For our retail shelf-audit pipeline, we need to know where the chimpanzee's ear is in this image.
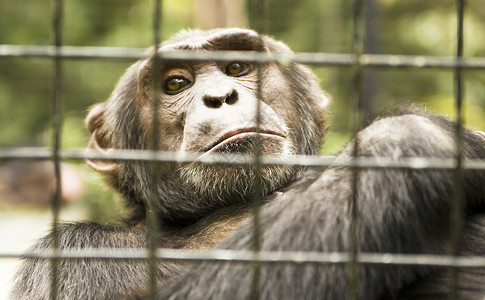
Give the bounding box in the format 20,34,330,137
85,103,119,174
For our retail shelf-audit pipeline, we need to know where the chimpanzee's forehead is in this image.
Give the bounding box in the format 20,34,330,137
159,28,260,52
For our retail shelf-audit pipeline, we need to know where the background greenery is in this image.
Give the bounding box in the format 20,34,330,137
1,0,484,220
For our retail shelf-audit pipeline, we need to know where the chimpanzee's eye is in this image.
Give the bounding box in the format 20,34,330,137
164,77,192,94
225,62,250,77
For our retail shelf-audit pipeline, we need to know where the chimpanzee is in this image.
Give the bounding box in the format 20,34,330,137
11,28,485,300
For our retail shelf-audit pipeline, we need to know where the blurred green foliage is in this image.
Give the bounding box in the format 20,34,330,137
262,0,485,153
1,0,484,220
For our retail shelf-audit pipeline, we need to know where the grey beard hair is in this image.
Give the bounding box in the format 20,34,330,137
178,162,296,204
177,141,297,207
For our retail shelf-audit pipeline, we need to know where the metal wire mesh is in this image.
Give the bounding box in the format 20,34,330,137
0,0,483,299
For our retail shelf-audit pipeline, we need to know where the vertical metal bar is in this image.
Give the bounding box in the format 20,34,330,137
147,0,163,299
249,0,265,299
449,0,466,299
249,0,264,34
349,0,365,299
249,65,263,300
49,0,64,299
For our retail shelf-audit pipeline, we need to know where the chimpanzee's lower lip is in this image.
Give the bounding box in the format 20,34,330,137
203,127,285,153
202,131,285,155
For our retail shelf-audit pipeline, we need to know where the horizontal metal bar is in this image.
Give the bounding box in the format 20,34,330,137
1,45,485,69
2,147,485,170
1,248,485,268
0,45,146,60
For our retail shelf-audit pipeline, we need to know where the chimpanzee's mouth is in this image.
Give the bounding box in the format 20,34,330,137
204,128,285,154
